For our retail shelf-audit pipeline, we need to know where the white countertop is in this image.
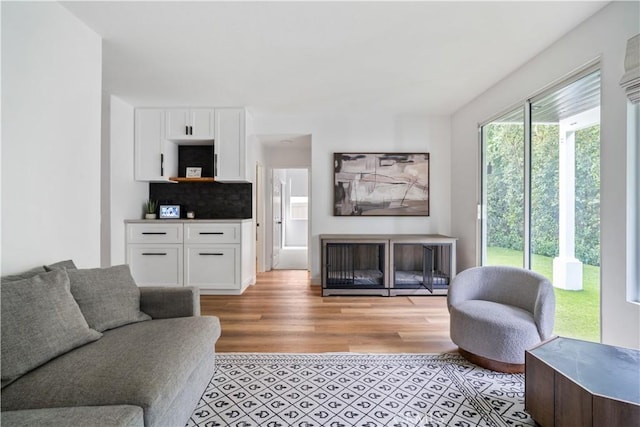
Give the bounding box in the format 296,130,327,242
125,218,252,224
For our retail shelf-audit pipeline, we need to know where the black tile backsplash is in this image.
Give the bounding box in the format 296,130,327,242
150,182,252,219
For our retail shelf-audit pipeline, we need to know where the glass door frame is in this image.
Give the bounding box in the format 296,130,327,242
478,62,600,269
478,104,527,267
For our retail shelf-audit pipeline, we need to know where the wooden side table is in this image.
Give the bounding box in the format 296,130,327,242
525,336,640,426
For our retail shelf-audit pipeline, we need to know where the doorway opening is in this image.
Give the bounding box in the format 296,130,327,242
272,168,309,270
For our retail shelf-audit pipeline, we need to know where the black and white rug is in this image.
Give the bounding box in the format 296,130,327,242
187,353,534,427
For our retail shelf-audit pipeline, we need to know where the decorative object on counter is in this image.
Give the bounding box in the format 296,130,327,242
334,152,430,216
186,167,202,178
159,204,180,219
144,199,157,219
187,211,195,219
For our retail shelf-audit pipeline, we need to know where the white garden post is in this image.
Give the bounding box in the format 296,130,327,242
553,107,599,290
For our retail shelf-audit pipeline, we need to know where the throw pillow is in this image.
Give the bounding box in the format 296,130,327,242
1,270,102,388
43,259,77,272
1,266,46,283
66,265,151,332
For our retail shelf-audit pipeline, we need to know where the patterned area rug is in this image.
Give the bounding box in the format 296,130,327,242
187,353,535,427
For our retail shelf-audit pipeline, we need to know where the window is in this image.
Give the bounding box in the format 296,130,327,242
289,196,308,220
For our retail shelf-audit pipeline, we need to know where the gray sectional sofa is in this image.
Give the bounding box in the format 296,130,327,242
1,262,221,427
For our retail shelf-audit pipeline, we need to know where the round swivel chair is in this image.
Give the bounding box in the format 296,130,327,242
447,266,556,373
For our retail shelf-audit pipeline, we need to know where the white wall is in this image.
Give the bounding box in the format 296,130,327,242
451,1,640,348
100,93,111,267
254,114,452,283
107,96,149,266
1,2,102,273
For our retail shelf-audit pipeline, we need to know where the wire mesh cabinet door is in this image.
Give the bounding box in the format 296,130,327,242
321,236,389,296
390,236,457,296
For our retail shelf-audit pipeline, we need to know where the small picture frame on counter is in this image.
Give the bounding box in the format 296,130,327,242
159,205,180,219
186,167,202,178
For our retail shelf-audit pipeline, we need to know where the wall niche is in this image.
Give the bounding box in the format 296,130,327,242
178,145,214,178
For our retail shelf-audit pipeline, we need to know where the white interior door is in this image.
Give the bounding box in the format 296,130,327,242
256,162,265,272
272,172,283,268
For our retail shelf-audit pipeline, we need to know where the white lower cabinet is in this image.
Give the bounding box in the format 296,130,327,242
127,245,183,287
184,245,239,289
126,220,253,294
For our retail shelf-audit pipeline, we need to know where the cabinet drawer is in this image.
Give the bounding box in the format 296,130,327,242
127,223,183,244
184,245,239,289
126,245,183,287
184,223,240,244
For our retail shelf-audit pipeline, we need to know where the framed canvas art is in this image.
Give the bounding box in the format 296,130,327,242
334,153,429,216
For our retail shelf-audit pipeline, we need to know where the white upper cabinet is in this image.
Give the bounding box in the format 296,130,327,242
134,109,177,182
134,106,249,182
191,109,216,139
165,108,215,141
165,109,189,139
215,108,247,182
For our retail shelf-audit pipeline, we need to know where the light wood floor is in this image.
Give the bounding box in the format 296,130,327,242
200,270,457,354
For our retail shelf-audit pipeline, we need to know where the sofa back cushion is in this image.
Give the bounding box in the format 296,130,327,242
66,265,151,332
1,270,102,388
44,259,78,272
1,266,46,283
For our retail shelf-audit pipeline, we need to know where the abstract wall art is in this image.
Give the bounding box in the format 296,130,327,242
334,153,430,216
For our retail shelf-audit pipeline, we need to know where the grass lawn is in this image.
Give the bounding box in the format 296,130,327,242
487,246,600,342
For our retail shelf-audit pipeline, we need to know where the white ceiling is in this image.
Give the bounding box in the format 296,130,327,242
62,1,608,116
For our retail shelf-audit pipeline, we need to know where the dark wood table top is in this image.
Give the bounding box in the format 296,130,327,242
529,336,640,405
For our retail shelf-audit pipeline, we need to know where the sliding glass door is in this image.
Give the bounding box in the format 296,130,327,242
481,108,525,267
480,69,601,342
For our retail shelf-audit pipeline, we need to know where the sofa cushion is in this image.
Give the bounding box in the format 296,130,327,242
66,265,151,332
1,316,221,426
1,266,46,283
0,405,144,427
1,270,102,388
44,259,77,272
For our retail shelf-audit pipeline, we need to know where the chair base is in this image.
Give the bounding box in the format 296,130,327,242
458,348,524,373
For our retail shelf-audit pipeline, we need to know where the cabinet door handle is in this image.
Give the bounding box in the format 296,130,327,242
199,232,224,235
160,153,164,176
189,125,193,135
142,232,167,235
214,154,218,176
185,125,189,135
142,252,167,256
199,252,223,256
